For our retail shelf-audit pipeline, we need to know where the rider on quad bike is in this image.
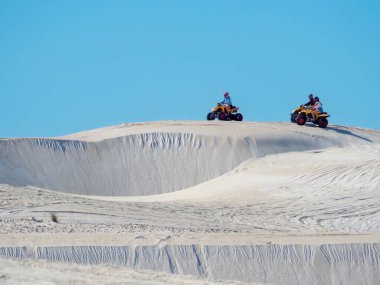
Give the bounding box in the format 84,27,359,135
220,92,233,114
303,94,314,107
310,96,324,121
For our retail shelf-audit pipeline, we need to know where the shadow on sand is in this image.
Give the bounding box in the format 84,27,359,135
299,124,372,142
327,126,372,142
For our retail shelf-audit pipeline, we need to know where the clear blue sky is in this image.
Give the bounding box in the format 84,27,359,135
1,0,379,137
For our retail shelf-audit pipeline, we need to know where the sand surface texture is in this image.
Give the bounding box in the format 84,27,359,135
0,121,379,284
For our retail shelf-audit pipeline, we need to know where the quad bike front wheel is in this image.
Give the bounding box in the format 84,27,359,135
318,118,328,128
290,113,297,123
234,113,243,121
296,116,306,126
218,112,228,121
207,112,215,120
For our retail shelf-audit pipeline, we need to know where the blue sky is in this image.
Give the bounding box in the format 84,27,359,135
1,0,379,137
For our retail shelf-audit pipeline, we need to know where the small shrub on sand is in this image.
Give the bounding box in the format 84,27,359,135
50,212,58,223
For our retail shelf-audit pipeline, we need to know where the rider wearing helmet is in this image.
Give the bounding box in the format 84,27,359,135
220,92,233,114
303,94,314,107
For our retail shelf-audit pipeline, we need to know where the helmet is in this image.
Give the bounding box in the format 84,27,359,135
308,94,314,99
224,92,229,98
314,96,319,101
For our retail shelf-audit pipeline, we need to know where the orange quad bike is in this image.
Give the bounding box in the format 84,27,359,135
290,106,330,128
207,103,243,121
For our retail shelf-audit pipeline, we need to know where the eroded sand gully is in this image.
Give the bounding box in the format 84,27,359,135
0,121,380,284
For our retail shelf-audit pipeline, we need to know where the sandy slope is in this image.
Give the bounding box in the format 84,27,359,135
0,121,380,284
0,256,246,285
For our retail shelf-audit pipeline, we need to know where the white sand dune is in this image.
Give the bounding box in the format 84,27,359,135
0,121,378,197
0,121,380,284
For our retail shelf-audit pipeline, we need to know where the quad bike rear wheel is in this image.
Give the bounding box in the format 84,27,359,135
318,118,328,128
296,116,306,126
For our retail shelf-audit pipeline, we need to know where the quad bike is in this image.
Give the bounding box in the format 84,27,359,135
290,106,330,128
207,103,243,121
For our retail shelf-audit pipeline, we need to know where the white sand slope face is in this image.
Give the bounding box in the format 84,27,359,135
0,133,254,196
0,243,379,284
0,121,378,197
